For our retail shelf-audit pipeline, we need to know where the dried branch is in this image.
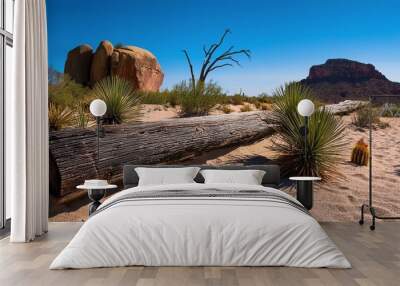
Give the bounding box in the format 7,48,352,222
203,49,251,80
182,29,250,90
182,49,196,90
199,29,231,81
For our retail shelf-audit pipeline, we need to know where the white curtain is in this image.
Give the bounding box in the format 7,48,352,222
8,0,49,242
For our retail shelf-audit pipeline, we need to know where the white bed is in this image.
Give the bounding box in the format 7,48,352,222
50,183,351,269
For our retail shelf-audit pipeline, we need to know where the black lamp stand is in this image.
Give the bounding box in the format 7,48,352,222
359,95,400,230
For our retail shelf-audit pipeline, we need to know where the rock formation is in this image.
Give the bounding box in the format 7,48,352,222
64,44,93,85
64,41,164,91
111,46,164,91
301,59,400,103
90,40,114,86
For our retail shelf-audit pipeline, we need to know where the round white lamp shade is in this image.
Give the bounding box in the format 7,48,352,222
90,99,107,117
297,99,315,117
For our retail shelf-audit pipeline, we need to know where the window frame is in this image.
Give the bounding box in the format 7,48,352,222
0,0,13,230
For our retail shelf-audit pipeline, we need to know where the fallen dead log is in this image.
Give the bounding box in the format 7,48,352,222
50,111,275,196
324,100,367,115
50,100,361,197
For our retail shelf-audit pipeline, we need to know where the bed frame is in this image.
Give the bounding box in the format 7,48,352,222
123,165,280,189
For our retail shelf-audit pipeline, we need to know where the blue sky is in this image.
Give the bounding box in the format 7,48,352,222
47,0,400,95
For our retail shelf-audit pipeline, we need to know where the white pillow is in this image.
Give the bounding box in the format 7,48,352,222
200,169,266,185
135,167,200,186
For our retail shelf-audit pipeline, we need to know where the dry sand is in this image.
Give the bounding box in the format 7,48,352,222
50,113,400,222
140,103,261,122
186,115,400,222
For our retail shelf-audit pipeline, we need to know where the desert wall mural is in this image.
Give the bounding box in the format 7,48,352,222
47,1,400,223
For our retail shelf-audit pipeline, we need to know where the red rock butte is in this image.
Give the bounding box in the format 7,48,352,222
301,59,400,103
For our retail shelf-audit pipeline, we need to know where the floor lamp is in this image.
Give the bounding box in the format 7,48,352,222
89,99,107,164
297,99,315,165
290,99,317,210
359,95,400,230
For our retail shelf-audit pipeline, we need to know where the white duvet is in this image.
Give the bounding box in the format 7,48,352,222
50,183,351,269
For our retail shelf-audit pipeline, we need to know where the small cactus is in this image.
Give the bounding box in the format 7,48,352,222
351,139,369,166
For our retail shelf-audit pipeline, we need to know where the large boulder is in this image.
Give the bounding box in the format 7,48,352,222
301,59,400,103
90,40,114,86
64,44,93,85
111,46,164,91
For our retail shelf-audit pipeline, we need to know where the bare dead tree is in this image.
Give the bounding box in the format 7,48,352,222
182,29,251,91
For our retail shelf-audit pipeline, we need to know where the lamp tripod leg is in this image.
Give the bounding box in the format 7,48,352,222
370,207,376,231
359,204,365,225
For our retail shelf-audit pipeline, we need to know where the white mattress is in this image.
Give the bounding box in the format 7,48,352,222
50,183,351,269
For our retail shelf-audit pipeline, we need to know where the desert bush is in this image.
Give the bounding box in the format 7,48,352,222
240,104,253,112
218,104,232,114
254,101,262,109
48,103,75,131
74,101,91,128
352,106,382,128
168,92,179,107
257,93,275,104
48,74,90,107
261,103,270,111
179,93,218,116
271,82,346,180
230,94,244,105
140,91,167,105
140,90,179,107
92,76,142,124
381,103,400,117
351,139,369,166
177,81,224,117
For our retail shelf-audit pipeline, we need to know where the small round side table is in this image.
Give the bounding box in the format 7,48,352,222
289,177,321,210
76,184,117,215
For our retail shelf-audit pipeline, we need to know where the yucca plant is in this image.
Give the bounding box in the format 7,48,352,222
350,138,369,166
270,82,346,180
48,102,75,131
92,76,142,124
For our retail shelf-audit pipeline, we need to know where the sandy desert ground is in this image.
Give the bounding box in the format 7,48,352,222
186,116,400,222
50,106,400,223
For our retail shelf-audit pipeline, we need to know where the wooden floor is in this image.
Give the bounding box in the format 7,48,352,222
0,222,399,286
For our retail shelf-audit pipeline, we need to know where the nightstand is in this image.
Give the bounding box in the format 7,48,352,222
289,177,321,210
77,183,117,215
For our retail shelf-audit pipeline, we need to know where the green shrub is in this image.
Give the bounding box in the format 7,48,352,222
140,91,172,105
271,82,346,180
48,103,75,131
176,81,224,117
257,93,275,104
179,93,218,116
48,75,90,107
230,94,244,105
74,101,90,128
168,92,179,107
92,76,142,124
